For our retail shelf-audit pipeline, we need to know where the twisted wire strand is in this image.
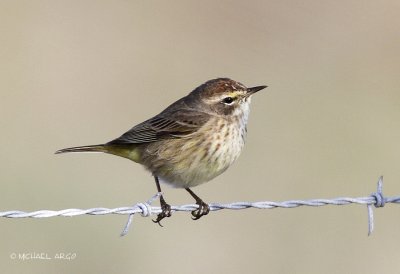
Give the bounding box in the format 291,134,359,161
1,176,398,236
3,196,399,218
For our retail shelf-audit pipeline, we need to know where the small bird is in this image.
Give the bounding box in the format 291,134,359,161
56,78,266,224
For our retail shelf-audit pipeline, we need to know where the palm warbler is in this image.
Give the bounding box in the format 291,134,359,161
56,78,266,224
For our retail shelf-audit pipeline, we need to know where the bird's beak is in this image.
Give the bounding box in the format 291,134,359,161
246,85,267,96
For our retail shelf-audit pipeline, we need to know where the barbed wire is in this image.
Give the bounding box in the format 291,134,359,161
1,176,398,236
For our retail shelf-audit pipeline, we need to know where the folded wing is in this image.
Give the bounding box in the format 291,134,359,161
107,109,210,145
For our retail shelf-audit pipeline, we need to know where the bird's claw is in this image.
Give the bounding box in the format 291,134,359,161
191,200,210,220
152,196,171,226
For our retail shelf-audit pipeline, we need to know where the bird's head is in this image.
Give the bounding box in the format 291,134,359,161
190,78,267,116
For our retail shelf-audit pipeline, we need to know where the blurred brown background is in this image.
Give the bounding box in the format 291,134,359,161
1,1,400,273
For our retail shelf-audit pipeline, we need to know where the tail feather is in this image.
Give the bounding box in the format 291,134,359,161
55,144,107,154
55,143,140,162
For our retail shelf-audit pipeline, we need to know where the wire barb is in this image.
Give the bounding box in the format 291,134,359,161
1,176,399,236
120,192,161,236
367,176,386,236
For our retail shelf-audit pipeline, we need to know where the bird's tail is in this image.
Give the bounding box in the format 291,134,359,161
55,143,140,162
55,144,107,154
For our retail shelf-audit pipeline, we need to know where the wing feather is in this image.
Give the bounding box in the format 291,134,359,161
107,109,210,145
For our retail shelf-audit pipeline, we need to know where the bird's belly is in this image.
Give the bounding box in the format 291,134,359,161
141,122,246,188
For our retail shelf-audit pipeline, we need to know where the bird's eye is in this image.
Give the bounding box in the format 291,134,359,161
222,97,234,105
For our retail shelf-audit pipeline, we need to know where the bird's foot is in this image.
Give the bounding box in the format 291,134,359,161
152,196,171,227
191,199,210,220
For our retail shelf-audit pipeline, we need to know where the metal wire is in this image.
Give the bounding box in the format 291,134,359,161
1,176,398,236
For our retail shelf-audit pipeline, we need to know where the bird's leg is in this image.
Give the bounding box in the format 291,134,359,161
152,176,171,226
185,188,210,220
